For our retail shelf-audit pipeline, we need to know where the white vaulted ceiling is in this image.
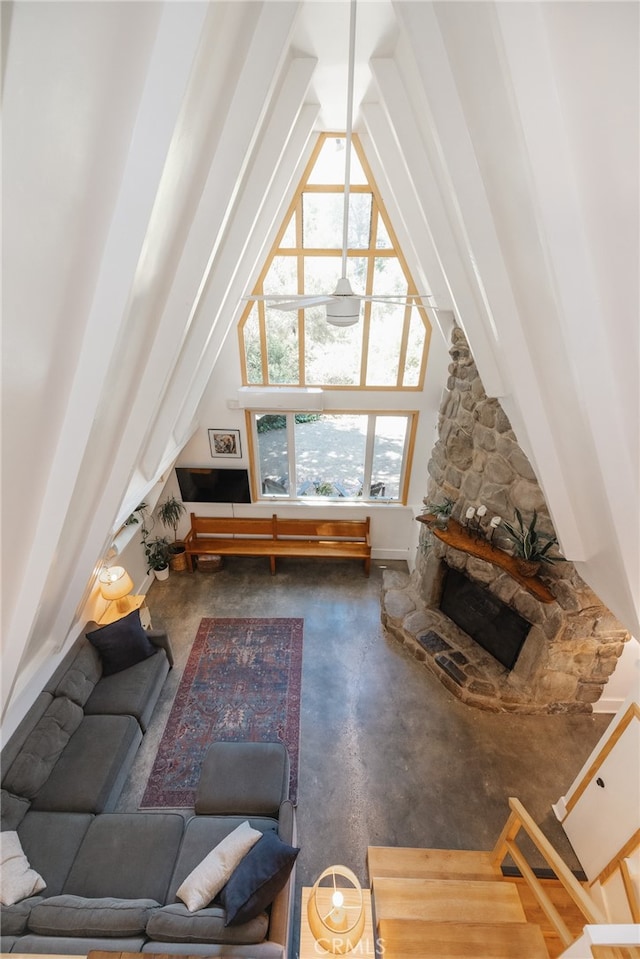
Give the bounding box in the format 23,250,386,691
2,1,638,728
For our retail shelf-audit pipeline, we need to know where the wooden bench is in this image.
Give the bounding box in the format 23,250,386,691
184,513,371,576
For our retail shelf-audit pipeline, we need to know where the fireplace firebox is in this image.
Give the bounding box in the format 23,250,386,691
440,566,531,670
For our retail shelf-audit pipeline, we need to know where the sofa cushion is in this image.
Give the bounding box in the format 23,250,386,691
0,693,53,777
14,934,146,954
219,830,299,926
63,813,184,903
145,902,268,945
195,741,290,816
86,611,157,676
0,894,44,936
0,831,46,906
54,640,102,706
30,714,141,813
19,811,93,896
167,816,279,903
0,790,31,831
28,895,160,937
2,697,83,799
176,820,262,912
84,646,170,732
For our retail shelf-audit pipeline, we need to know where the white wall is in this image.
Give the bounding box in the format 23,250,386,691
390,1,639,640
555,685,640,881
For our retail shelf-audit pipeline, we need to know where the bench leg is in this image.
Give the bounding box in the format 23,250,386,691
270,555,276,575
364,556,371,577
185,552,194,572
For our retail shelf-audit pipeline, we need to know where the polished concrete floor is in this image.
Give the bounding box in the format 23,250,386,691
116,557,611,958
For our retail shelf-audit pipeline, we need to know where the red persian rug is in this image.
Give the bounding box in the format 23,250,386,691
140,617,303,808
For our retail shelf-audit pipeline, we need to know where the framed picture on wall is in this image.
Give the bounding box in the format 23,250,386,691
209,428,242,459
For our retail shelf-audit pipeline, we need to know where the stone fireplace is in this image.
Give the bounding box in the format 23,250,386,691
382,328,630,713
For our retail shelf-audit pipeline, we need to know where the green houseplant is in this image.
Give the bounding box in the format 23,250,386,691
158,495,187,571
145,537,170,580
422,496,454,530
501,509,563,576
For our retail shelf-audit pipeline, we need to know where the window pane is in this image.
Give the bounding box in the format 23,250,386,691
243,306,262,384
303,254,343,294
306,137,367,185
265,309,299,384
302,193,371,249
347,193,372,248
294,414,367,497
372,255,407,296
376,213,392,249
371,416,408,501
366,302,404,386
256,415,289,495
403,310,427,387
279,213,296,248
263,256,298,294
305,306,362,386
302,193,343,249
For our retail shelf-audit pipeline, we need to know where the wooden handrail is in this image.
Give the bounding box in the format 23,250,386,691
492,797,607,939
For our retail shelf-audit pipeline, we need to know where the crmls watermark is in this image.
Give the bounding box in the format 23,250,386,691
313,936,386,955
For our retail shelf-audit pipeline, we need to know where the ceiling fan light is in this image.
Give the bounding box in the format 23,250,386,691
326,299,360,327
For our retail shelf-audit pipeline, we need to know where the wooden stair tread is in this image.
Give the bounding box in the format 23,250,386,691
591,948,640,959
373,876,527,923
368,846,501,882
377,918,549,958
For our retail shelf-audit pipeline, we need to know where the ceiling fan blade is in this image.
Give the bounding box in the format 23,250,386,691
360,296,432,307
270,296,334,311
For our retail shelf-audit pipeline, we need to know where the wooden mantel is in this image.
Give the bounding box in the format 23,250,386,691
416,515,555,604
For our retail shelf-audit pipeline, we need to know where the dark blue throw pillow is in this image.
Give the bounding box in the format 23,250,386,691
219,830,299,926
86,609,157,676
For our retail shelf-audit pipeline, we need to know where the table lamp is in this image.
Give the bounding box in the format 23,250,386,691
307,865,365,955
99,565,134,614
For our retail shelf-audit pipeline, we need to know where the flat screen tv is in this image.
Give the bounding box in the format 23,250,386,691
175,467,251,504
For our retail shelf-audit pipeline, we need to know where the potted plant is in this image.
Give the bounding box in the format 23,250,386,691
501,509,564,576
421,496,454,530
158,495,187,571
145,537,170,581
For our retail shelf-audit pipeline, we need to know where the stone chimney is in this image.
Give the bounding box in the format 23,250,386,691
382,329,630,712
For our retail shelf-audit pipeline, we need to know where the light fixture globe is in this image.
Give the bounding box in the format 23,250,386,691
325,277,360,327
307,865,365,955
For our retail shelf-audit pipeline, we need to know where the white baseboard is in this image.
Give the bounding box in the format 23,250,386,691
592,697,626,714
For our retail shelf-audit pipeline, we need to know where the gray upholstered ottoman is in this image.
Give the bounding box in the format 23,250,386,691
195,741,290,817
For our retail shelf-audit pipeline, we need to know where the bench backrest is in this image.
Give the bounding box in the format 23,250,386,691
275,516,370,541
189,514,275,538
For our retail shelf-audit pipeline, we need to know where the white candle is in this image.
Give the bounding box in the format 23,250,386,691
476,505,487,518
465,507,476,519
490,515,501,528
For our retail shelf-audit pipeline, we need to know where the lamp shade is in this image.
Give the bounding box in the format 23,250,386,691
307,865,365,955
99,566,133,612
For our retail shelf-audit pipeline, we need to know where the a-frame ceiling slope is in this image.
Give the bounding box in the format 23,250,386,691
2,1,637,728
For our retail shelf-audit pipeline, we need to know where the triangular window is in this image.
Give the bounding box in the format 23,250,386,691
239,133,431,389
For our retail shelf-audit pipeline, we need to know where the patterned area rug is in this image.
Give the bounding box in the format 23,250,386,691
140,617,303,808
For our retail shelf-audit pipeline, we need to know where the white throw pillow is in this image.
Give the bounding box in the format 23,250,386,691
176,820,262,912
0,830,46,906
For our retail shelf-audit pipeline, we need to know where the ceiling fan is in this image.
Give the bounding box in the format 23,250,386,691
244,0,431,327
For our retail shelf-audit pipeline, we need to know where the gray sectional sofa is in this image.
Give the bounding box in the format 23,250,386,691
0,617,296,957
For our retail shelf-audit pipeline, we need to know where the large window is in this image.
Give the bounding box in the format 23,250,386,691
249,412,416,503
239,134,431,390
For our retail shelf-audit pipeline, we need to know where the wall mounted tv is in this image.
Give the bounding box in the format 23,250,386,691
175,467,251,504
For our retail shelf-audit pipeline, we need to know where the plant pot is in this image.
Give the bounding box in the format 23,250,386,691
434,517,450,530
168,543,188,572
153,565,169,581
515,558,540,578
